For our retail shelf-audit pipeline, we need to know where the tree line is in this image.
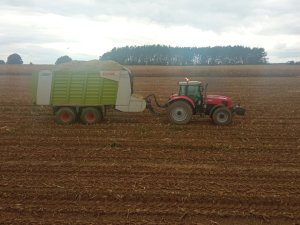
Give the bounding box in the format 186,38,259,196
0,54,72,65
0,53,23,64
100,45,268,65
3,48,300,65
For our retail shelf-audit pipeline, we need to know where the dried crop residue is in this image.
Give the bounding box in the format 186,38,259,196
0,72,299,225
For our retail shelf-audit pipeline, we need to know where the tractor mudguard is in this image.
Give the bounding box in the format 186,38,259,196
168,95,196,109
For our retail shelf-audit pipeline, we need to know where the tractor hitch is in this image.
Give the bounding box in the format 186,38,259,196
144,94,167,114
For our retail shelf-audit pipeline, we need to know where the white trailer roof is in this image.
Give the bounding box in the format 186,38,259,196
54,60,128,73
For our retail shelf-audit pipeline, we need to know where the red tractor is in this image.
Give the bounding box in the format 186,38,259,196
146,79,245,125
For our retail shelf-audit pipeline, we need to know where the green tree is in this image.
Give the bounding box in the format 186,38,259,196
100,45,268,65
6,53,23,64
55,55,72,65
0,60,5,64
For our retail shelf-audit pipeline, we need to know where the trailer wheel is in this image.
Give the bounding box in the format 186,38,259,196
55,107,76,125
212,107,232,125
167,101,193,125
80,107,102,124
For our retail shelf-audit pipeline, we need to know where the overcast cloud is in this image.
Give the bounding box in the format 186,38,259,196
0,0,299,63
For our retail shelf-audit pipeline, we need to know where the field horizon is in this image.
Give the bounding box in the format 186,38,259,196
0,64,300,77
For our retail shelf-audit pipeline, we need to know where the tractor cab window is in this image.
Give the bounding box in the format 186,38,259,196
179,85,187,96
187,85,201,103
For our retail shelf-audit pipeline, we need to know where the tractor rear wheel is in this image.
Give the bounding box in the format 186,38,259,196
212,107,232,125
55,107,76,125
80,107,102,124
167,101,193,125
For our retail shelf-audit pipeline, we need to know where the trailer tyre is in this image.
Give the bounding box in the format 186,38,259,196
167,101,193,125
55,107,76,125
212,107,232,125
80,107,101,124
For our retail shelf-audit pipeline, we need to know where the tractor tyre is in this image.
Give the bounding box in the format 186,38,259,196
80,107,102,124
55,107,76,125
212,107,232,125
167,101,193,125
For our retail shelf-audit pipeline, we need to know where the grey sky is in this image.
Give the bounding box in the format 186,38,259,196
0,0,299,63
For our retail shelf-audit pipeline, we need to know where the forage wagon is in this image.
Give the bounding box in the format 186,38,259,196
32,60,245,125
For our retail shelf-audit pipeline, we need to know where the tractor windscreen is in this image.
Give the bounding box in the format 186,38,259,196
179,85,187,96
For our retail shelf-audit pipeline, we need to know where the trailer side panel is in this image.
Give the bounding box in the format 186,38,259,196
51,72,118,106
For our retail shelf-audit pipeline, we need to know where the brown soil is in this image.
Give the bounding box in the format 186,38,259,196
0,73,299,225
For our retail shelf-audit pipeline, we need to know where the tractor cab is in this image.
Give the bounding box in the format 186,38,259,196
178,80,204,106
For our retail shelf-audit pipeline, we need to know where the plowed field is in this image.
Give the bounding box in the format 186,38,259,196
0,72,299,225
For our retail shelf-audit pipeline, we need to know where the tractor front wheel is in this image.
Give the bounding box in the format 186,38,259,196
55,107,76,125
212,107,232,125
167,101,193,125
80,107,102,124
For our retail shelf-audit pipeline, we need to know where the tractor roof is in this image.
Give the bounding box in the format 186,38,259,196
54,60,129,73
179,81,202,86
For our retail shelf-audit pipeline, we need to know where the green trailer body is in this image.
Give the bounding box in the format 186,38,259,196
32,60,125,106
32,60,146,124
51,72,117,106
